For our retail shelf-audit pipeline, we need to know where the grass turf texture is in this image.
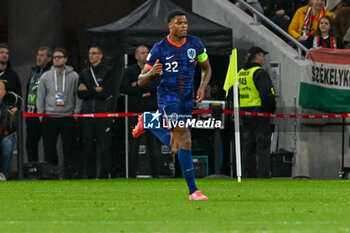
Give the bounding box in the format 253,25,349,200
0,179,350,233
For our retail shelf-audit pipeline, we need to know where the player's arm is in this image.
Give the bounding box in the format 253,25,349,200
138,59,162,87
196,58,212,103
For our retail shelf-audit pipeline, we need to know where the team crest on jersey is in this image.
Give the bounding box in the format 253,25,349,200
187,48,196,60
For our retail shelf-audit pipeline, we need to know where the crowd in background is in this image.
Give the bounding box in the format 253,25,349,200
0,40,222,181
0,44,119,180
234,0,350,49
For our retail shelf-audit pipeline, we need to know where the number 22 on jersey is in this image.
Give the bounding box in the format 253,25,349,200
165,61,178,72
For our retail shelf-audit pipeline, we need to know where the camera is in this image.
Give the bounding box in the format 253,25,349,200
3,91,20,109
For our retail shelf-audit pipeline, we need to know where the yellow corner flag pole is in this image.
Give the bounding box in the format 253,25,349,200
223,49,242,182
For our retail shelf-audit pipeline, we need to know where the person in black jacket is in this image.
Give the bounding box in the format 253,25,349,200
25,46,52,162
77,46,116,179
120,45,161,178
0,81,17,181
0,44,21,180
237,46,276,178
0,44,21,96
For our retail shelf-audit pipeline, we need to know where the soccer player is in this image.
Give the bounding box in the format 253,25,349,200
133,9,212,200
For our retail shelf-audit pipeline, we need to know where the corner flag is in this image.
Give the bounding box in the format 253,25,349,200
223,49,238,97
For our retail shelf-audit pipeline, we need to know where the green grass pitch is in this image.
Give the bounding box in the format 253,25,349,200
1,178,350,233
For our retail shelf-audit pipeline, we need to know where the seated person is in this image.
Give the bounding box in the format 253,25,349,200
0,81,17,181
262,0,292,32
288,0,333,43
304,16,344,49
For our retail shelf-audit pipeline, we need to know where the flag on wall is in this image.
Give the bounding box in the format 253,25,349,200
299,48,350,113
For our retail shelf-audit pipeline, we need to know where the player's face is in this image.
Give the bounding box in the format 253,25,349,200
0,48,9,65
169,15,188,38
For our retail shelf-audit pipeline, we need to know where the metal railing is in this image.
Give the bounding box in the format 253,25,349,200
235,0,308,59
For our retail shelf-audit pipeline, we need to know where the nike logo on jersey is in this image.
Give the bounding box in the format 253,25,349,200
166,55,174,60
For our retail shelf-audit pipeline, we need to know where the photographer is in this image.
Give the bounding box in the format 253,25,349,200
0,81,17,181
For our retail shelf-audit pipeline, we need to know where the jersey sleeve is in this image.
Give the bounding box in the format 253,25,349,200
196,37,208,63
145,44,160,70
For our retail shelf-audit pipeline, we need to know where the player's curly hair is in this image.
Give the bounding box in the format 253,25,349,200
167,9,187,23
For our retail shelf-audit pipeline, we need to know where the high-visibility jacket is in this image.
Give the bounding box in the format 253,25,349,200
237,66,262,107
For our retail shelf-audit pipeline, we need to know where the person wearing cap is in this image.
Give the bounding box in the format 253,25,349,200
237,46,276,178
